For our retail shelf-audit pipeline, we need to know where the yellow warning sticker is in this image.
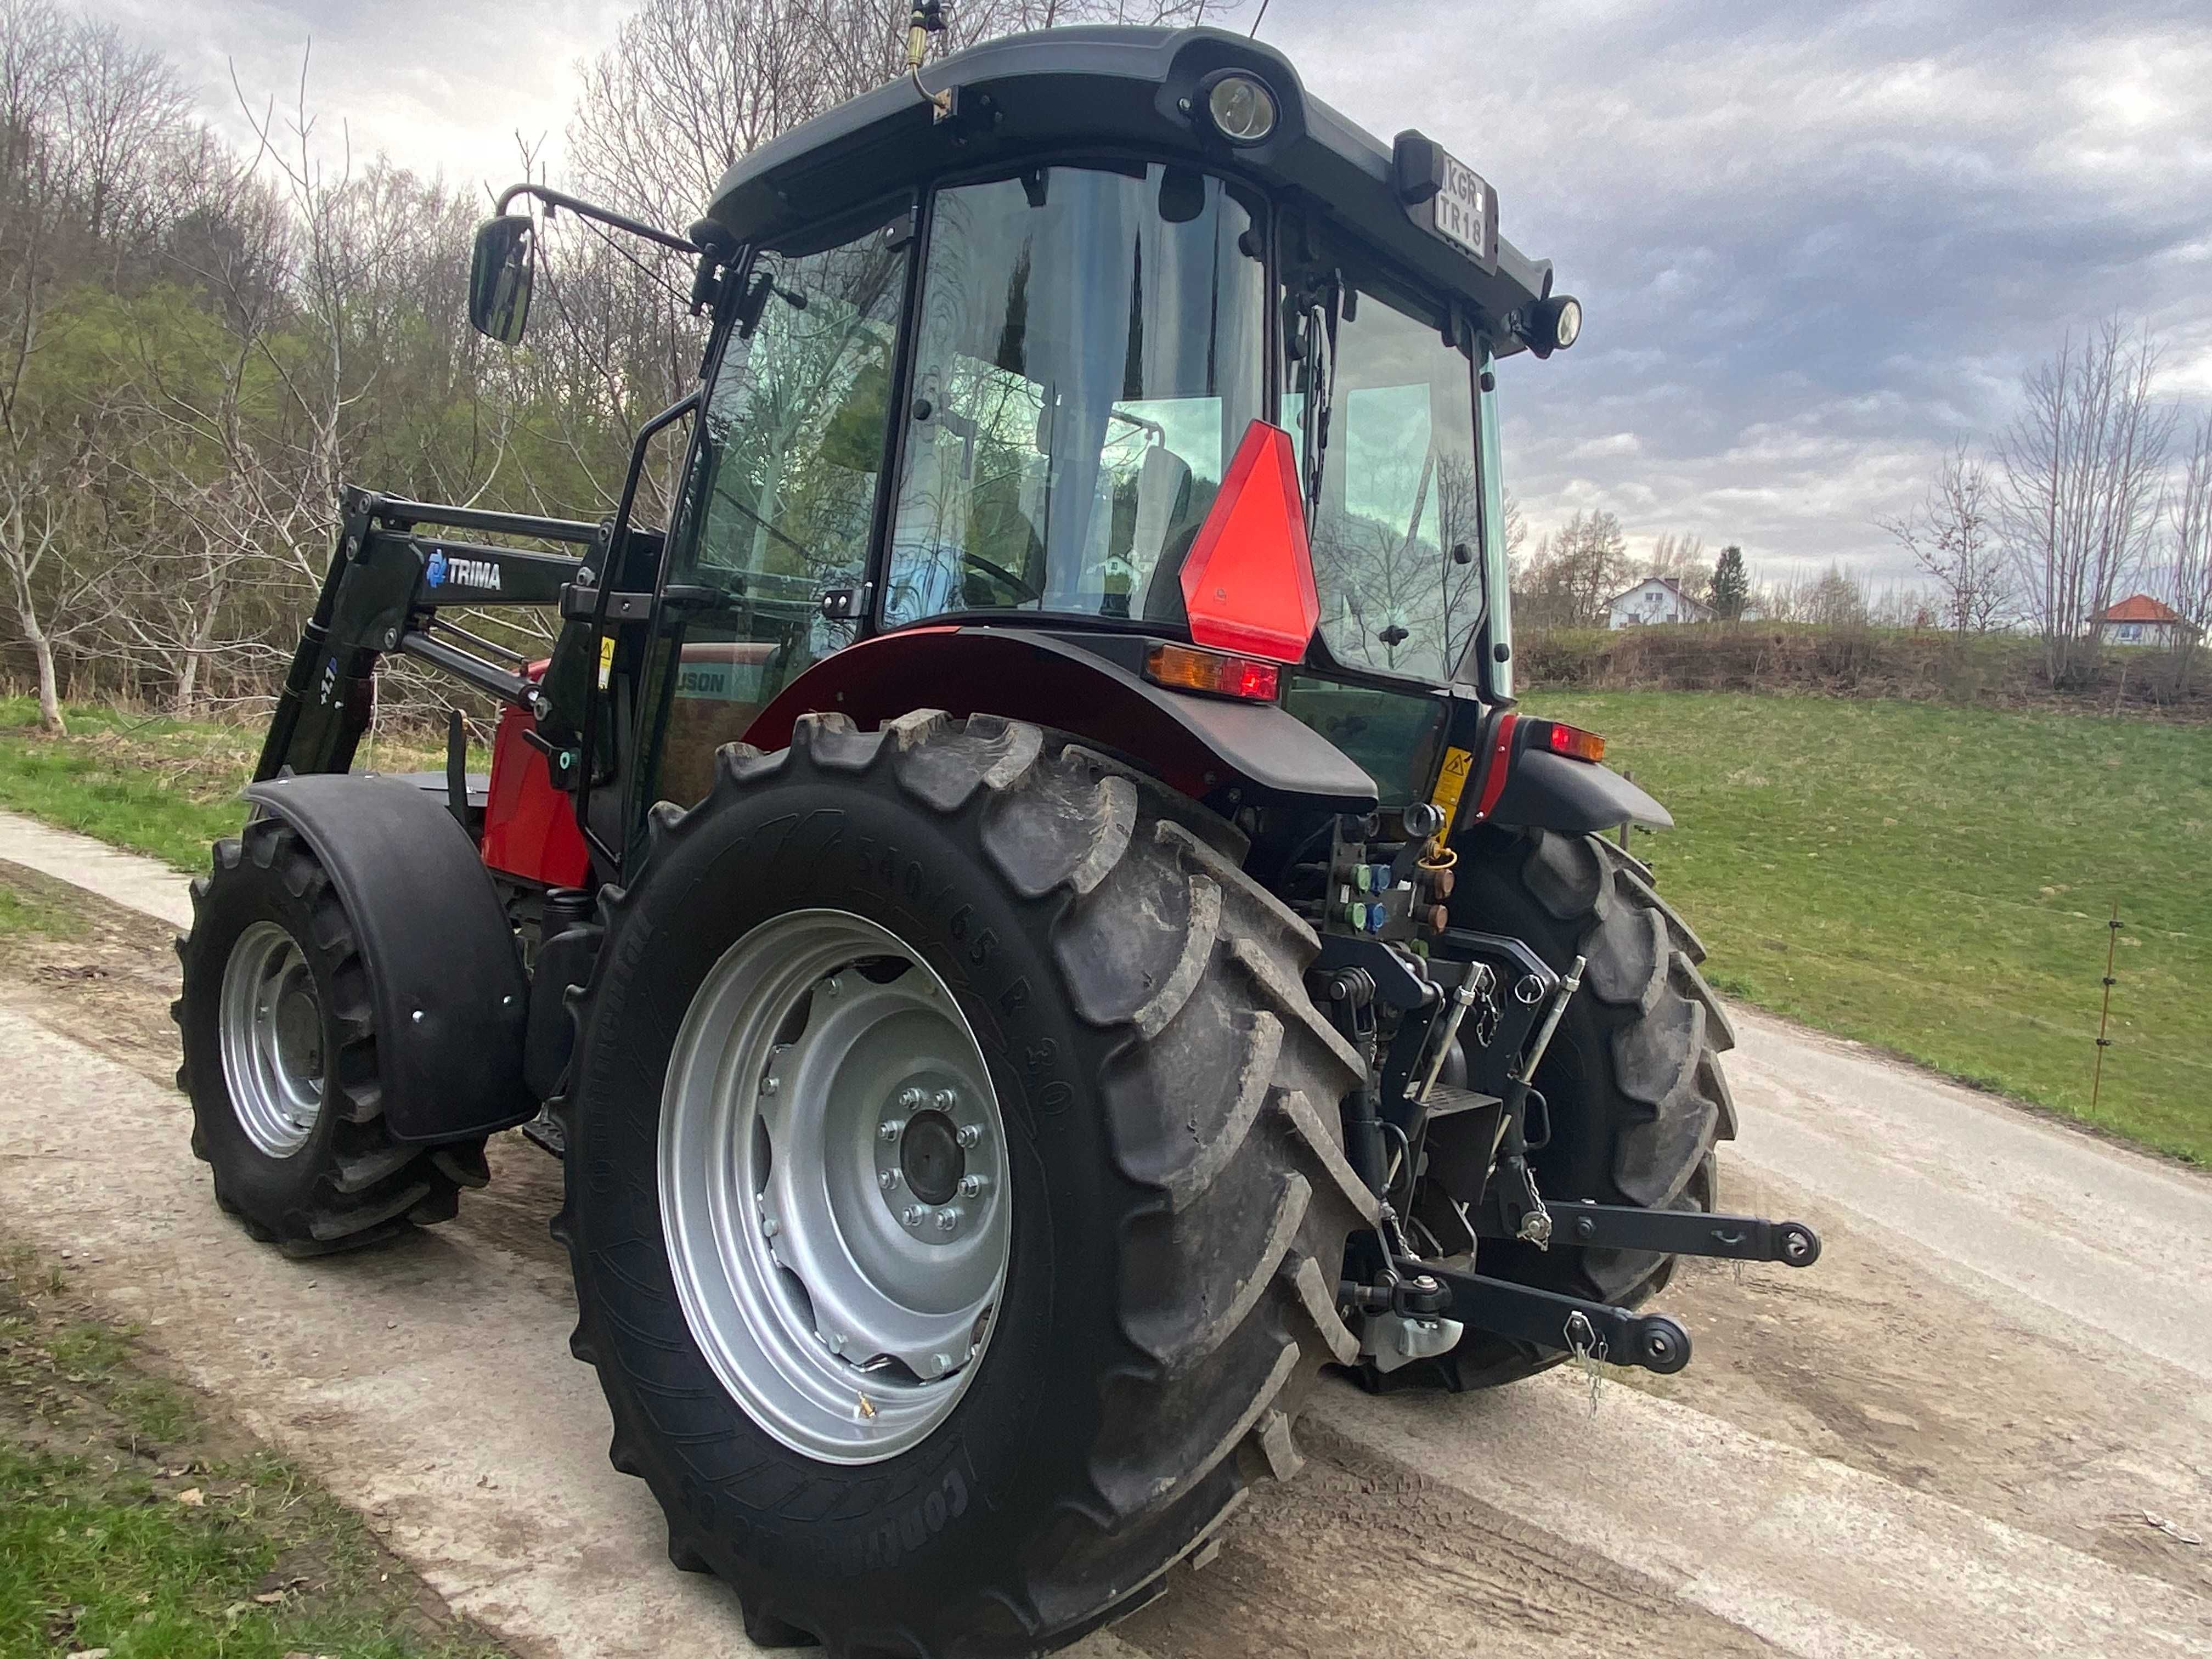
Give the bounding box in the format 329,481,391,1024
596,635,616,691
1430,744,1475,830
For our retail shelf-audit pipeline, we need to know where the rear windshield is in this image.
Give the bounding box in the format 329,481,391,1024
883,164,1266,628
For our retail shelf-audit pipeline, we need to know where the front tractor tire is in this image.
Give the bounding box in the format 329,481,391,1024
556,711,1370,1657
174,819,487,1255
1396,825,1738,1393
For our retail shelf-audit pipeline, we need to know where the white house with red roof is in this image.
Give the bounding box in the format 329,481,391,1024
2094,594,2195,648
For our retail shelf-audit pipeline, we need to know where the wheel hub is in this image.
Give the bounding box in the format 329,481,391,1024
217,921,325,1159
660,910,1012,1465
896,1109,963,1204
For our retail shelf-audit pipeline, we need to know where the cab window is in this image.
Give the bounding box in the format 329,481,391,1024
651,211,907,805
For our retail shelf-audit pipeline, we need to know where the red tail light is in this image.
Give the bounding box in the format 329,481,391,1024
1531,719,1606,763
1178,420,1320,663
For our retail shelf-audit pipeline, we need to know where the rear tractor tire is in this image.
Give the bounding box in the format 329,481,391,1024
174,817,486,1255
555,710,1371,1657
1380,824,1737,1393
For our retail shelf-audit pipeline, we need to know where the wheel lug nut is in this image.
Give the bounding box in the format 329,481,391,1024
933,1088,956,1110
899,1087,925,1109
879,1119,905,1142
761,1075,778,1096
932,1352,953,1373
933,1207,960,1233
901,1205,925,1227
879,1169,901,1191
761,1217,780,1238
956,1124,983,1148
958,1173,985,1199
825,975,843,997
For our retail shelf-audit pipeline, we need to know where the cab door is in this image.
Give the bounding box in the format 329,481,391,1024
645,206,914,808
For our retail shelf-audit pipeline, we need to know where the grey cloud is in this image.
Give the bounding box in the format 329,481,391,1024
1267,0,2212,577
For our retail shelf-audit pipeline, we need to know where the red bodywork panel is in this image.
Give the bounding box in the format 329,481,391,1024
481,663,590,888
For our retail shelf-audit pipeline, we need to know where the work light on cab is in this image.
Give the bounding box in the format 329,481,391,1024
1178,420,1321,663
1201,72,1277,143
1524,293,1582,358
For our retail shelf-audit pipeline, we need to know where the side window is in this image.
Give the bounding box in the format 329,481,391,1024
653,213,908,806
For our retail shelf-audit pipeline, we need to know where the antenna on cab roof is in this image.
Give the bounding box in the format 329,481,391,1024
905,2,953,122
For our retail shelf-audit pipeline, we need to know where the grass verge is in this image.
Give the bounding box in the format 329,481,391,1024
1533,690,2212,1165
0,1242,510,1659
0,700,458,872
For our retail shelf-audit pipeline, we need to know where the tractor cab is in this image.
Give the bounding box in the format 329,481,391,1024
462,25,1590,867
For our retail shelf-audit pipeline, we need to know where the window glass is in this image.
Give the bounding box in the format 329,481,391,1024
655,215,906,805
1292,287,1483,683
885,166,1264,627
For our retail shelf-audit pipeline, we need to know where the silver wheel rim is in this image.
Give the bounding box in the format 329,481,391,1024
660,908,1010,1464
218,921,325,1158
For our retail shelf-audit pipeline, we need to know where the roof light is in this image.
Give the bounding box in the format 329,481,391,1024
1144,642,1280,702
1534,720,1606,763
1525,294,1582,359
1178,420,1321,663
1204,73,1277,144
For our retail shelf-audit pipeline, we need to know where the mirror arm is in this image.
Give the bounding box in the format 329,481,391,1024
494,182,699,257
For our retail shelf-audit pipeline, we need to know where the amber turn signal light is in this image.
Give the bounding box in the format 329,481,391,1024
1534,720,1606,763
1144,642,1281,702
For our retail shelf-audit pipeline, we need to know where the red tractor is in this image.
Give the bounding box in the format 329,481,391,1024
175,20,1815,1656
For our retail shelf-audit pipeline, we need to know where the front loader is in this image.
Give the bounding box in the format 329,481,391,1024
173,19,1818,1655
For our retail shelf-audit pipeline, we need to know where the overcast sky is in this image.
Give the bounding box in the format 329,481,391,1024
81,0,2212,585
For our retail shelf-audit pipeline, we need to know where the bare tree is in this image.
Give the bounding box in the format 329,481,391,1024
2168,415,2212,696
1522,508,1628,629
1878,441,2009,633
1644,530,1708,602
1998,319,2175,688
1805,562,1867,629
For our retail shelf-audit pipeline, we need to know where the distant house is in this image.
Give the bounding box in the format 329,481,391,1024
2094,594,2194,648
1606,576,1713,629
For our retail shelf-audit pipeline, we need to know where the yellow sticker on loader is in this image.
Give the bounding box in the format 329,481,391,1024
597,635,616,691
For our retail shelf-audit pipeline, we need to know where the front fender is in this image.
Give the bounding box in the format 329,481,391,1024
240,774,535,1143
745,627,1379,814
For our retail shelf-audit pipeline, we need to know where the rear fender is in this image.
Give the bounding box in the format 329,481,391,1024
1462,710,1672,838
744,627,1379,814
241,774,536,1143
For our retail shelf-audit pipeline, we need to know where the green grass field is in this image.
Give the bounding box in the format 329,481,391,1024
1532,691,2212,1165
1,690,2205,1163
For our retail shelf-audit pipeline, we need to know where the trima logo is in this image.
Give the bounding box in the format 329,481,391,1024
423,549,501,592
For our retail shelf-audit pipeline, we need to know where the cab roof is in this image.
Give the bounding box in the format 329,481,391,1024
704,25,1553,354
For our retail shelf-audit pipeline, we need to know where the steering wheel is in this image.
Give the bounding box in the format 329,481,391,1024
961,550,1042,605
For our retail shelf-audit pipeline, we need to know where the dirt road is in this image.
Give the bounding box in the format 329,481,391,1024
0,809,2205,1658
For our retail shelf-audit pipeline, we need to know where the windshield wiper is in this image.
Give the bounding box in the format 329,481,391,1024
1295,277,1340,518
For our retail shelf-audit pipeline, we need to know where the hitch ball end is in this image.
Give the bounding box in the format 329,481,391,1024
1778,1221,1821,1268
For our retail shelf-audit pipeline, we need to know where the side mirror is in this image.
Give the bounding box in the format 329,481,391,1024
467,215,534,346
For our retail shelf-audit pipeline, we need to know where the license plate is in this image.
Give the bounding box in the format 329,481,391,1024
1424,151,1496,268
